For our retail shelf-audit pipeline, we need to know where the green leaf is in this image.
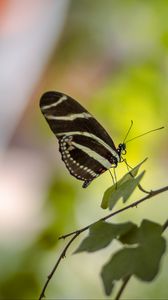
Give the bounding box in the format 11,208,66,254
102,170,145,210
118,225,139,245
101,158,147,210
120,219,163,245
101,220,166,296
74,221,137,253
101,247,136,295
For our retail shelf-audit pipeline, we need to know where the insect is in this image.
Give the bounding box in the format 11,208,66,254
39,91,163,188
39,91,127,188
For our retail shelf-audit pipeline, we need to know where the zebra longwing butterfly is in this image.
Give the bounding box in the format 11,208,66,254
40,91,126,188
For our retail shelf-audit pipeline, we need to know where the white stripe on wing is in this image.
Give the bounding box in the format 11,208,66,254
71,141,112,169
41,95,67,110
45,112,92,121
57,131,119,161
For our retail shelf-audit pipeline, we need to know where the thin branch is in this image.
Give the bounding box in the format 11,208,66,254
59,185,168,240
38,232,80,300
114,275,131,300
39,185,168,300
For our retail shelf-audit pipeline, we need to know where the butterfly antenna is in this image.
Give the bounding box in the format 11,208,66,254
125,126,164,144
123,120,134,143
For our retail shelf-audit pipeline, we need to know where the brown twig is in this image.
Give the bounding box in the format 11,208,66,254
59,186,168,240
39,185,168,300
38,232,80,300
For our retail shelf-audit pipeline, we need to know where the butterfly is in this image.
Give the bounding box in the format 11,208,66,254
40,91,127,188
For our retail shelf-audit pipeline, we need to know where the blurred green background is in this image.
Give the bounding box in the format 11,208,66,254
0,0,168,299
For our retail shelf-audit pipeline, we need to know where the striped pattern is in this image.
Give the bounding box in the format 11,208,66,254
45,112,92,121
40,91,119,188
57,131,119,160
41,95,68,110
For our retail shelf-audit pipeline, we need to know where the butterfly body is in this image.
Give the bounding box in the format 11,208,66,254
40,91,125,188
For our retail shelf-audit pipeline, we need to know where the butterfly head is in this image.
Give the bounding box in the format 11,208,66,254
117,143,127,162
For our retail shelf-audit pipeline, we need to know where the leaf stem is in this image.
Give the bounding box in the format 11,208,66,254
137,183,151,194
162,219,168,232
114,275,131,300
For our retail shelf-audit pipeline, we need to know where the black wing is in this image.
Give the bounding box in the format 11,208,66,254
40,91,119,187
